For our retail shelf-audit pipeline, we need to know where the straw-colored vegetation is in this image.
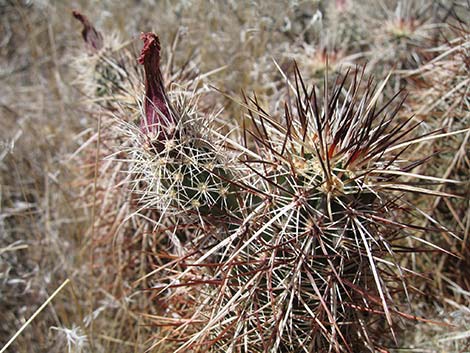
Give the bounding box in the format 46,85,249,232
1,1,469,352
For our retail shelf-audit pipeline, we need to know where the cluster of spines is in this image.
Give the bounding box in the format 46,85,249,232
72,10,462,353
139,64,452,352
164,49,441,353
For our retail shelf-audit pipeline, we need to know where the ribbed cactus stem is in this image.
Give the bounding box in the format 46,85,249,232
132,33,239,221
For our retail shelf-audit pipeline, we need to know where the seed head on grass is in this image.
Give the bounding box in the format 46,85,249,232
51,325,89,353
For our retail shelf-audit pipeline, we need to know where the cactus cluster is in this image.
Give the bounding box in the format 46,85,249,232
3,2,470,353
70,6,468,353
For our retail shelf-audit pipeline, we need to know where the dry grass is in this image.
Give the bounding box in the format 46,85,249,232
1,1,469,352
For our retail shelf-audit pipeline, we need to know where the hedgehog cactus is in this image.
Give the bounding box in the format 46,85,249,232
127,32,240,223
73,10,141,111
73,12,461,353
136,64,456,351
149,67,448,352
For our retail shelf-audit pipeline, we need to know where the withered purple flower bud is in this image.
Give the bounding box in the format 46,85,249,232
72,10,103,52
138,32,175,139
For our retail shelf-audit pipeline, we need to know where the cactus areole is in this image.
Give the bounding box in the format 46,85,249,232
138,33,175,139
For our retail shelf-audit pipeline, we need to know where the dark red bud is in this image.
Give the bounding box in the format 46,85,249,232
72,10,103,52
138,32,175,138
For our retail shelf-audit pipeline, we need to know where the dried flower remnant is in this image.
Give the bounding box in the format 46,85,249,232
138,32,176,139
72,10,103,52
